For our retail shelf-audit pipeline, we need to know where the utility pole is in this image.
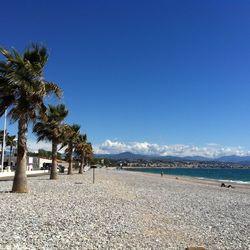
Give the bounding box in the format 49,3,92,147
1,109,7,172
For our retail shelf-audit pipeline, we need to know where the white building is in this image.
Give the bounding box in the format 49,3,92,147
1,155,67,171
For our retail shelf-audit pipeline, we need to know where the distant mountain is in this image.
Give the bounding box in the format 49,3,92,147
95,152,250,164
181,156,213,161
95,152,212,161
216,155,250,163
95,152,152,160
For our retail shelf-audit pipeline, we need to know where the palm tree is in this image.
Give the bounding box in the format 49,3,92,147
75,133,87,174
6,135,17,168
0,130,9,168
0,130,4,155
0,130,3,142
61,124,80,175
0,130,4,163
84,142,93,166
0,44,61,193
33,104,68,180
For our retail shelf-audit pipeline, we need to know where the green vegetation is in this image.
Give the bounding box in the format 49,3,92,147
27,149,63,160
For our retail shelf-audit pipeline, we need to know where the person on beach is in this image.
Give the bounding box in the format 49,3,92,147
221,183,235,188
161,169,164,177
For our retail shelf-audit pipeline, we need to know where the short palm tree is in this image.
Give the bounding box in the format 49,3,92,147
0,44,61,192
0,130,6,166
0,129,10,169
0,130,4,157
61,124,80,175
0,130,8,149
0,130,3,142
33,104,68,180
84,142,93,166
6,135,17,168
75,133,87,174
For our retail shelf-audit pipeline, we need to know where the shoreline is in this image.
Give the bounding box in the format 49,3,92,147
123,166,250,169
118,168,250,191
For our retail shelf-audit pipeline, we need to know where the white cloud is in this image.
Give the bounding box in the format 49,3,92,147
27,138,250,158
94,139,250,158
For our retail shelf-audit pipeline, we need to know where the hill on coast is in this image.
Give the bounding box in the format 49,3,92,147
95,152,250,164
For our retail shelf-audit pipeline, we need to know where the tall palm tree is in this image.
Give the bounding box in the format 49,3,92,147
61,124,80,175
6,135,17,168
33,104,68,180
0,44,61,192
75,133,87,174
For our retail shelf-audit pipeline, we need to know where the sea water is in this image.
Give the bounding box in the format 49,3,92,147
124,168,250,184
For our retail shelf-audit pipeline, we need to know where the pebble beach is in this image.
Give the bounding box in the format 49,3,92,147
0,168,249,250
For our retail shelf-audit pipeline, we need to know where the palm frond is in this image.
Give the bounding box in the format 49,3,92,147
0,44,62,124
45,82,62,98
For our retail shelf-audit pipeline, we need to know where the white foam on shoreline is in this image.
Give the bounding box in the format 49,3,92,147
196,177,250,185
124,169,250,185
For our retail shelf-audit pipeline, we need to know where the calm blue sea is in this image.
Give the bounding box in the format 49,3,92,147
124,168,250,184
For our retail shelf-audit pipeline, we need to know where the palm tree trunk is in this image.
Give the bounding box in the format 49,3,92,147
79,154,84,174
68,144,73,175
12,117,28,193
50,140,58,180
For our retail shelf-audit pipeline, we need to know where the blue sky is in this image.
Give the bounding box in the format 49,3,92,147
1,0,250,156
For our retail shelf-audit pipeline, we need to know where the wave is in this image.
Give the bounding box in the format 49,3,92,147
196,177,250,185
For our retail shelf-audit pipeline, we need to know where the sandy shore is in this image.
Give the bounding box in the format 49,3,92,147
123,168,250,190
0,168,249,249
